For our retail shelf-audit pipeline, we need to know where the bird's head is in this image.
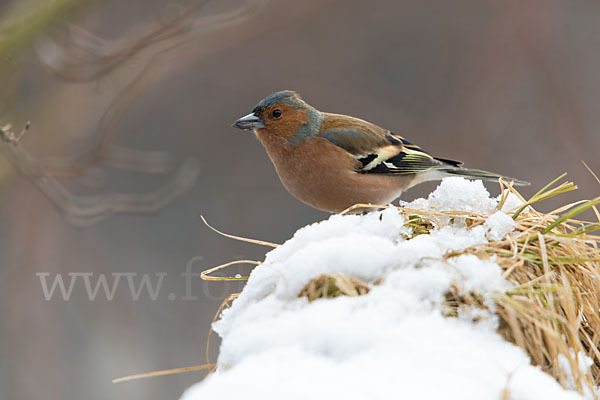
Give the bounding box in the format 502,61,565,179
233,91,323,144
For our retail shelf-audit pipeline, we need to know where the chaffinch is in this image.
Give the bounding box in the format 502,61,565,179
233,90,528,213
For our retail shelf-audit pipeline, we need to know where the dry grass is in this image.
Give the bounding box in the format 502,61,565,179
296,176,600,396
114,175,600,396
298,274,371,301
443,178,600,395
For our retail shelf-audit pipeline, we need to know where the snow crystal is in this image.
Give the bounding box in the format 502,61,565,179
444,254,508,294
180,178,584,400
558,351,597,397
498,192,528,213
422,177,498,214
485,211,516,240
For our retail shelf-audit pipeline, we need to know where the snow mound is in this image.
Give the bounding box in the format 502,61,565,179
181,178,583,400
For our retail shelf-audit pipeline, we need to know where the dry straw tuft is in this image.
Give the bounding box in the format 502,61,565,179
441,176,600,395
298,273,370,302
195,174,600,396
114,174,600,397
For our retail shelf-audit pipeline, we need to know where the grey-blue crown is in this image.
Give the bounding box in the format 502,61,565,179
253,91,304,113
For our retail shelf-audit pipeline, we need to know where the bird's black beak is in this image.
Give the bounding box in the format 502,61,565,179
233,113,265,130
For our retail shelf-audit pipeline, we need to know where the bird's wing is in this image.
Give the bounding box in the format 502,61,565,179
359,135,444,174
319,118,462,175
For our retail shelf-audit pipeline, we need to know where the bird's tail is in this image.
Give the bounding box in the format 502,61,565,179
439,167,530,187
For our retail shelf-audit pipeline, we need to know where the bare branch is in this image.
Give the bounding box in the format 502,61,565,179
0,0,268,225
0,121,30,145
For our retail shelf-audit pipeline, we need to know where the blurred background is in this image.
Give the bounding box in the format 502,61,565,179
1,0,599,399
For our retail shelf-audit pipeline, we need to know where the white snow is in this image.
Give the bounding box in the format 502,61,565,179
485,211,516,241
558,351,596,397
180,178,585,400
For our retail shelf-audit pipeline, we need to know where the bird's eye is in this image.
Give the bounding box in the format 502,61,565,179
272,109,282,118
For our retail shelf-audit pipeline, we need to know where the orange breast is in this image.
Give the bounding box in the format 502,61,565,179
255,134,411,212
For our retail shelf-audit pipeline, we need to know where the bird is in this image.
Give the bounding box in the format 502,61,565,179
233,90,528,213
